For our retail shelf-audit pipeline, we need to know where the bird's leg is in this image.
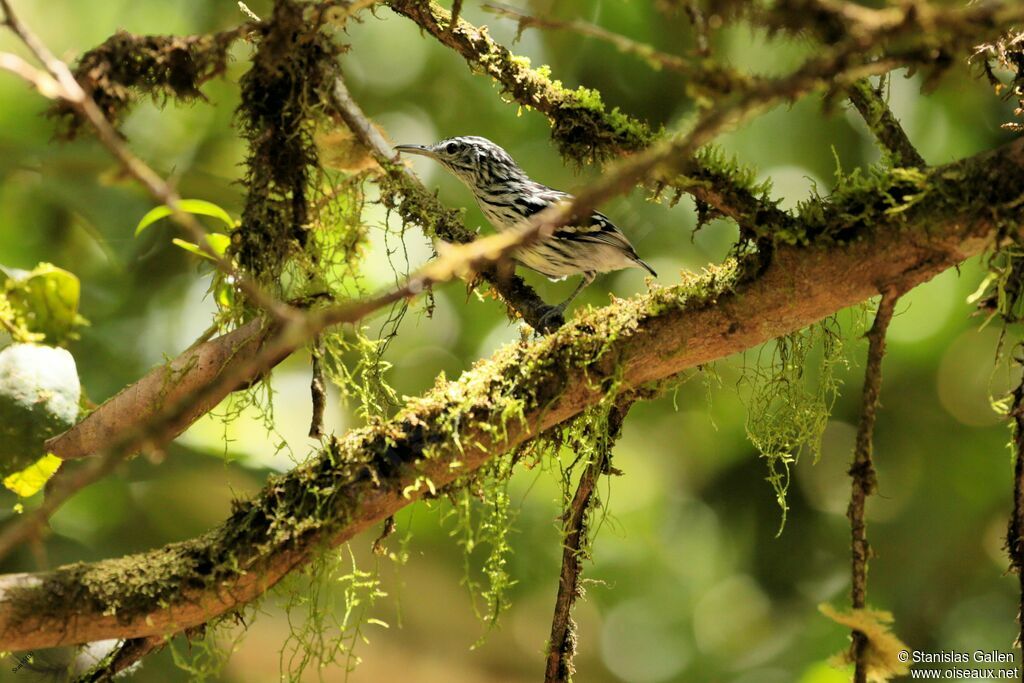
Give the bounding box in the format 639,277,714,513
538,272,596,332
556,271,596,311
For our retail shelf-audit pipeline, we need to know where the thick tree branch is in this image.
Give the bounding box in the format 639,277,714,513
0,137,1020,651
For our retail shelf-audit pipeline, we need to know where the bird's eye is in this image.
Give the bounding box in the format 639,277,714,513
445,142,458,154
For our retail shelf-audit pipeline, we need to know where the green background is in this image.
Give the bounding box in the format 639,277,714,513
0,1,1020,681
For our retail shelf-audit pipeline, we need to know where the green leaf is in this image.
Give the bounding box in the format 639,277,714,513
214,277,235,309
172,233,231,261
3,453,62,498
206,232,231,256
172,239,214,261
1,263,88,345
135,199,236,236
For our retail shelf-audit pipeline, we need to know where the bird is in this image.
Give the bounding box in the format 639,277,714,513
394,136,656,327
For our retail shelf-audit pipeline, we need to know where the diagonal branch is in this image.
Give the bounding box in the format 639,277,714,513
847,79,926,168
386,0,795,235
482,2,752,99
0,137,1020,651
0,0,293,323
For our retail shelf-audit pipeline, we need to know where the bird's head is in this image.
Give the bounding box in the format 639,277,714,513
394,136,526,188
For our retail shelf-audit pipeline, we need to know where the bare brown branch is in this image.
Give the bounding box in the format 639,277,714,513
848,290,900,683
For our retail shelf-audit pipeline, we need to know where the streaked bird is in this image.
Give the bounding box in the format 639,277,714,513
395,136,655,326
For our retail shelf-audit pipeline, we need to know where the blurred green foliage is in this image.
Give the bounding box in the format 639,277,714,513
0,1,1021,681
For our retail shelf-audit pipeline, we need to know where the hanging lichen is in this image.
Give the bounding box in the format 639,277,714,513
277,545,389,679
742,317,846,531
443,452,518,631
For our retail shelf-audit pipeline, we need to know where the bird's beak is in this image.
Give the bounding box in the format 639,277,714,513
394,144,435,158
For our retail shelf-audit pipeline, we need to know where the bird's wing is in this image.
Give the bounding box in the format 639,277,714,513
516,184,657,276
529,187,638,251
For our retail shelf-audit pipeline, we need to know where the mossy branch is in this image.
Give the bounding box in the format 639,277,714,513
545,399,632,683
386,0,793,234
0,137,1021,651
482,2,753,100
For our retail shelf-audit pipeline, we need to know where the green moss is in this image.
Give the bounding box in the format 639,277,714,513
234,0,339,284
168,616,246,682
277,545,388,677
321,327,399,421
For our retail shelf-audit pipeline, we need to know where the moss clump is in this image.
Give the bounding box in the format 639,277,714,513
795,163,930,245
51,27,246,138
444,452,516,629
235,0,338,281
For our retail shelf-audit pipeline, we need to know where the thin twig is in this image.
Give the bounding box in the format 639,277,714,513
847,78,926,167
309,335,327,439
683,1,710,57
1008,344,1024,665
545,399,632,683
848,290,899,682
0,51,61,96
483,3,750,97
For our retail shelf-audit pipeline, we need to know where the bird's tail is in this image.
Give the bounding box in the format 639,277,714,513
634,256,657,277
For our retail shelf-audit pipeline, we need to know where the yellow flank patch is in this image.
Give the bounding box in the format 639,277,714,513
3,453,62,498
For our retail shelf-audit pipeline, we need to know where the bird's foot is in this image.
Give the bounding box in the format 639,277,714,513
535,305,565,334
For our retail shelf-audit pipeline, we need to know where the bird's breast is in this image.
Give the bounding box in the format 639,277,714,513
475,194,525,231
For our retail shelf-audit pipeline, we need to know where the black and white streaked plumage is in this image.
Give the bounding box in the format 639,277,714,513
394,136,656,319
